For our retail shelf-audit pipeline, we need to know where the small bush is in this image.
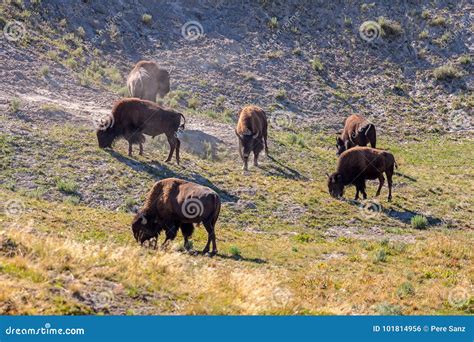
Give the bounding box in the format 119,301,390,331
268,17,278,29
294,233,312,243
187,96,200,109
418,30,429,39
375,302,402,315
374,249,387,263
46,50,58,61
76,26,85,38
397,282,415,298
411,215,428,229
266,50,284,59
56,179,79,194
378,17,403,37
39,65,49,77
458,55,472,65
9,98,21,113
433,64,461,80
229,246,241,258
215,95,225,108
430,16,447,27
275,88,286,100
142,14,152,24
311,58,323,72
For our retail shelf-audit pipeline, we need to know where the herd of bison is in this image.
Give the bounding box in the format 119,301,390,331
95,61,397,255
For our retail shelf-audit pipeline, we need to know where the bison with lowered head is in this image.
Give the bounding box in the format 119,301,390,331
235,105,269,171
96,98,185,163
327,147,396,201
336,114,376,156
127,61,170,101
132,178,221,255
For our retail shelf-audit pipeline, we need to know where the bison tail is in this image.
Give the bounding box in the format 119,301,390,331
394,161,398,169
179,113,186,131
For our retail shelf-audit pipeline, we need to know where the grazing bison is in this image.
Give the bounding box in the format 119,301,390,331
132,178,221,255
127,61,170,102
96,98,185,163
336,114,376,156
235,105,268,171
327,147,396,201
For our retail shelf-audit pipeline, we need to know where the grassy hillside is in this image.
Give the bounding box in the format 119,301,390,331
0,0,473,315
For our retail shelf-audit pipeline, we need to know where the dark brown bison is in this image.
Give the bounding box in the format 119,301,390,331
327,147,396,201
132,178,221,255
127,61,170,101
235,105,268,171
336,114,376,156
96,98,185,163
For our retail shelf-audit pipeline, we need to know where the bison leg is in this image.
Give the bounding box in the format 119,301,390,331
180,223,194,250
376,175,385,197
202,219,217,256
360,181,368,200
175,138,181,165
128,141,133,157
263,125,269,155
165,134,177,163
139,142,144,156
386,167,394,202
253,152,260,167
355,187,360,200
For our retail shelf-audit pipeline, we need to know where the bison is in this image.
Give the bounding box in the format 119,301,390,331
327,146,396,201
132,178,221,255
336,114,376,156
127,61,170,102
235,105,269,171
96,98,185,163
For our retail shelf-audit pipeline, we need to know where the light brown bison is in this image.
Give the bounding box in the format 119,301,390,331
336,114,376,156
127,61,170,101
327,147,396,201
235,105,268,171
132,178,221,255
96,98,185,163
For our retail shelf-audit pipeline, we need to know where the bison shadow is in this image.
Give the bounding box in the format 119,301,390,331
107,150,238,203
184,250,266,264
179,129,223,160
395,171,417,182
383,204,443,226
261,155,309,181
348,200,443,226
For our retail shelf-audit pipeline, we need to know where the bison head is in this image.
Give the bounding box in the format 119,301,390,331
96,128,117,149
336,136,346,156
131,211,160,244
327,172,344,198
236,130,261,170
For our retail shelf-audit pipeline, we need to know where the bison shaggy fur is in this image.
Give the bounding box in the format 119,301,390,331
132,178,221,255
96,98,185,163
327,147,396,201
127,61,170,101
235,105,269,171
336,114,376,156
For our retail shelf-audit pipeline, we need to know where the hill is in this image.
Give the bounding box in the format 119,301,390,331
0,0,472,314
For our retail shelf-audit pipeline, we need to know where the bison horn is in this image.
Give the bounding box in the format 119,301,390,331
141,215,147,225
253,132,259,139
